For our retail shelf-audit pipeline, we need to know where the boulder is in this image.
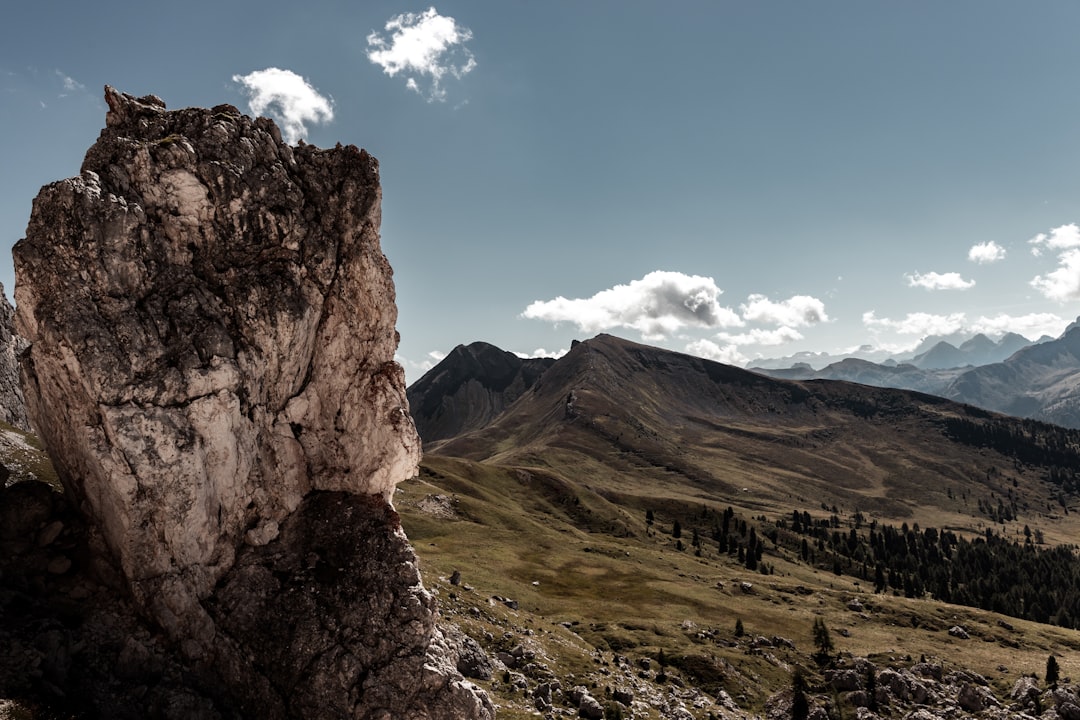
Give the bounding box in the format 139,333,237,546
957,682,997,713
1010,675,1040,708
947,625,970,639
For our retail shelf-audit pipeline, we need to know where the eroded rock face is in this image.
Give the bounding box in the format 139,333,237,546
12,87,490,718
0,285,28,432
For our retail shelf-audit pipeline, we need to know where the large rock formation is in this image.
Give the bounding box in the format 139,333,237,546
11,87,491,718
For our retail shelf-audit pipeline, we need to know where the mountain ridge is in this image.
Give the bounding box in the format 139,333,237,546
412,333,1080,535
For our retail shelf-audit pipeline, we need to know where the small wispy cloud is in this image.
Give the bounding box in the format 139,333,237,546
231,68,334,144
367,7,476,102
740,294,829,327
55,70,84,95
522,271,742,342
968,241,1005,264
905,271,975,291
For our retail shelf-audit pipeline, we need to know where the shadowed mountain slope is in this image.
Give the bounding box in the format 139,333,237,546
407,342,556,443
945,326,1080,429
425,334,1080,538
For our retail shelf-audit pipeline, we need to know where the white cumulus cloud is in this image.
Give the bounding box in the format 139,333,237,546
367,7,476,102
968,241,1006,264
1032,248,1080,302
522,271,742,341
685,339,746,366
740,294,829,327
232,68,334,144
905,271,975,291
1027,224,1080,301
1029,223,1080,257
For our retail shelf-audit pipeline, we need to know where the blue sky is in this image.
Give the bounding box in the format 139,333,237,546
4,2,1080,382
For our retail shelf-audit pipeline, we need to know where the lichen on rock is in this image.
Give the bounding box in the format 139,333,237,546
12,86,490,718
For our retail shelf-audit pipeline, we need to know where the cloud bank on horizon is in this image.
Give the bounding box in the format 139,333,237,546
518,216,1080,366
521,270,834,365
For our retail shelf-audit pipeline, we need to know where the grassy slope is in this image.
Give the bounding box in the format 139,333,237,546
409,336,1080,714
399,455,1080,717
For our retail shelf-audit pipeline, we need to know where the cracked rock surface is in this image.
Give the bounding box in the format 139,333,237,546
10,86,490,718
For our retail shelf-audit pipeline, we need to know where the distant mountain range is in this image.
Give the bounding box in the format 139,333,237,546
750,330,1042,371
748,324,1080,428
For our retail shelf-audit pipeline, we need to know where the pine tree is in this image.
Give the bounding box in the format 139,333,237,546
734,618,744,637
791,670,810,720
812,617,834,661
1047,654,1061,688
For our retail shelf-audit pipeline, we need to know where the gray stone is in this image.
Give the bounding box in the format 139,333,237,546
451,629,493,681
828,669,863,692
957,682,997,712
948,625,969,639
578,692,605,719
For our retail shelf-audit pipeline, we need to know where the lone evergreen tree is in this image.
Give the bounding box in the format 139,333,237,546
1047,654,1061,688
865,666,878,711
791,670,810,720
646,509,654,527
734,618,744,637
672,520,682,539
812,617,834,662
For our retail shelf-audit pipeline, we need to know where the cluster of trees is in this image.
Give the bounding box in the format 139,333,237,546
781,509,1080,628
941,416,1080,485
650,501,1080,629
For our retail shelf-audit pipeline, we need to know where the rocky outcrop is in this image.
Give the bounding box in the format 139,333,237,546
0,285,29,431
10,87,490,718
